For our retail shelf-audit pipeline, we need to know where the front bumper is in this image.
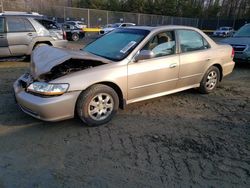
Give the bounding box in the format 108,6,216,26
13,75,81,122
50,40,68,48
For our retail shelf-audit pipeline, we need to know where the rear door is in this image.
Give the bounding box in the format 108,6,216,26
0,17,11,57
6,17,37,55
176,29,212,88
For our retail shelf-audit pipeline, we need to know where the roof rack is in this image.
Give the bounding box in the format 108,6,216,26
0,11,43,16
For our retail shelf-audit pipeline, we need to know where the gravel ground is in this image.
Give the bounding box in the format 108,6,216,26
0,38,249,187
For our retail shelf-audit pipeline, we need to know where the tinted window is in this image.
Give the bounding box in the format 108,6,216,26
142,31,176,58
0,18,4,33
23,19,35,31
177,30,209,53
7,17,35,32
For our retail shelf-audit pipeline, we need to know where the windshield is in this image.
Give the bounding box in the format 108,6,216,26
234,25,250,37
83,29,150,61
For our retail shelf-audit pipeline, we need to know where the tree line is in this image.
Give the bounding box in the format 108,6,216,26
71,0,250,19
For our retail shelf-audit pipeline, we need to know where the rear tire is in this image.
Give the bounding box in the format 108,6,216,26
199,66,220,94
76,84,119,126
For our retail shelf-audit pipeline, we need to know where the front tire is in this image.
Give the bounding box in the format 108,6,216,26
199,66,220,94
76,84,119,126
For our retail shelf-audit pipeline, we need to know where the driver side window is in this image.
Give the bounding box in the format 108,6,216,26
142,31,176,58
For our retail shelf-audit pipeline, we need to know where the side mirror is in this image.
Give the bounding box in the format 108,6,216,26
134,50,155,62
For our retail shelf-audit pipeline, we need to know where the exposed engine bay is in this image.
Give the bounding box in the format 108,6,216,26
38,59,105,81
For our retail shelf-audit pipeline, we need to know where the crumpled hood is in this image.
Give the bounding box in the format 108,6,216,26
221,37,250,45
30,46,111,79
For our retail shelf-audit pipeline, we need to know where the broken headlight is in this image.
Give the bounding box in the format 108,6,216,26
27,82,69,96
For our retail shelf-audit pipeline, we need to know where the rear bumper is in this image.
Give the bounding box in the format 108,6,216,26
13,77,81,122
222,60,235,77
50,40,68,48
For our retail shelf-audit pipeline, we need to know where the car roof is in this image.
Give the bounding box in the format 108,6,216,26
0,11,43,17
128,25,201,32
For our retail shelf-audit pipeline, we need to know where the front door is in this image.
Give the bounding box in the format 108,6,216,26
0,17,11,57
128,30,179,103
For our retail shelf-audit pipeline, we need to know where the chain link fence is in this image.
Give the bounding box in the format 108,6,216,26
1,1,199,28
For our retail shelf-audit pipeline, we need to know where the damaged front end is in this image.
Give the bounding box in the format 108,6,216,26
30,45,110,81
16,46,109,97
13,46,111,121
38,58,104,82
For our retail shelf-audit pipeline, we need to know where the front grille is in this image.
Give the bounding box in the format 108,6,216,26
232,44,247,52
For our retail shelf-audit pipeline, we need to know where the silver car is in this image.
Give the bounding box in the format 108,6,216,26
14,26,235,126
0,13,67,58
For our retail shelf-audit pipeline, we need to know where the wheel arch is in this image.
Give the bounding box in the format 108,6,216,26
96,81,125,109
32,41,52,50
212,64,223,81
76,81,125,110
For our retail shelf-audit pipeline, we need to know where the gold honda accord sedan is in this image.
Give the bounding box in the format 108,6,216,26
14,26,235,126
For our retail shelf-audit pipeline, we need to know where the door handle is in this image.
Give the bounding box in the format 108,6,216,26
170,63,177,68
0,35,5,38
206,58,211,61
27,33,33,36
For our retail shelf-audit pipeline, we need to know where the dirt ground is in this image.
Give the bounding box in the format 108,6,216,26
0,40,250,188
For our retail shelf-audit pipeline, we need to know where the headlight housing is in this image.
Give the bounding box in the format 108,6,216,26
27,82,69,96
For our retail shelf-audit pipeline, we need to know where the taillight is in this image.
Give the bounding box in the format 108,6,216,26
231,48,235,59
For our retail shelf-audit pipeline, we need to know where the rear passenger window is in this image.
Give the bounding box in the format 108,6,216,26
177,30,210,53
0,18,4,33
7,17,35,32
23,19,35,31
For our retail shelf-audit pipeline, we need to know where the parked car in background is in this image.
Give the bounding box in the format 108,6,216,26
99,22,136,35
0,12,67,58
14,26,235,126
65,21,87,29
62,23,85,41
213,27,234,37
221,24,250,63
35,18,66,42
